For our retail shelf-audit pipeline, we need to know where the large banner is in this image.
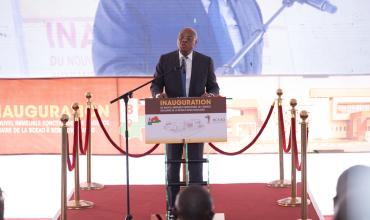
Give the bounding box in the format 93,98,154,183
1,76,369,154
0,77,151,154
1,0,370,77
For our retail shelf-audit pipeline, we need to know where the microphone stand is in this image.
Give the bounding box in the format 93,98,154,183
110,66,180,220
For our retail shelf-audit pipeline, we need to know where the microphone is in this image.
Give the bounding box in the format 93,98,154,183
154,66,182,82
151,66,181,98
296,0,337,13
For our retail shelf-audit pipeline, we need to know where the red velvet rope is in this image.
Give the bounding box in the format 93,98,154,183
291,117,301,171
66,121,78,171
208,103,275,156
287,129,292,152
94,108,160,157
79,108,91,155
84,108,91,154
78,119,84,155
278,105,291,153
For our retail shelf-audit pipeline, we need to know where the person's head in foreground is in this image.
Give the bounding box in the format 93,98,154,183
0,187,4,220
334,165,370,220
175,185,214,220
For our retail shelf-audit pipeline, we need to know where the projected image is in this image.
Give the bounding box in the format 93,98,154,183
0,0,369,77
92,0,264,76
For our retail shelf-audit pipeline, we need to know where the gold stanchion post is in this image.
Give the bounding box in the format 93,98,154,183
81,92,104,190
298,110,311,220
183,139,189,187
268,88,290,188
278,99,302,207
60,114,69,220
67,103,94,209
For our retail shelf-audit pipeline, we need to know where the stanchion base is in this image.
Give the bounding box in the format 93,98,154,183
67,199,94,209
267,179,291,188
277,197,302,207
80,182,104,190
277,197,311,207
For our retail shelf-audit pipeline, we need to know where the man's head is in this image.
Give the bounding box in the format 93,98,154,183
177,27,197,56
174,186,214,220
334,165,370,220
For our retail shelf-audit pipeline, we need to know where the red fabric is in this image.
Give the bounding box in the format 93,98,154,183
94,108,160,157
66,121,78,171
60,183,321,220
291,117,302,171
81,108,91,155
6,219,51,220
209,103,275,156
279,105,291,153
78,119,83,155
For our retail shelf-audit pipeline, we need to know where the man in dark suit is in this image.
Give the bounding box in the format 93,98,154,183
150,27,219,217
92,0,264,75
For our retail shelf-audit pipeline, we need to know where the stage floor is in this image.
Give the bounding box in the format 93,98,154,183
63,184,320,220
1,152,370,219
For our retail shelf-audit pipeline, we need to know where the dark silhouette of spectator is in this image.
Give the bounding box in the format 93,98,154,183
174,185,214,220
334,165,370,220
0,187,4,220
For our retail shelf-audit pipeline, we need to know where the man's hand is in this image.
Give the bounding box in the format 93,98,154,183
201,92,217,97
155,93,168,98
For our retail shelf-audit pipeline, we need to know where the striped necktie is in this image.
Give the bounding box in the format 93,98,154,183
180,56,187,97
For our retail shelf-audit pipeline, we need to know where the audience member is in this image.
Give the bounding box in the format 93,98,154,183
174,186,214,220
0,187,4,220
334,165,370,220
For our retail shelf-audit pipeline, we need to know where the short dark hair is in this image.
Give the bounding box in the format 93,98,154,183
334,165,370,220
0,187,4,220
174,186,214,220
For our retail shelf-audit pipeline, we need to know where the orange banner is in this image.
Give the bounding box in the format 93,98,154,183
0,77,160,154
1,75,370,154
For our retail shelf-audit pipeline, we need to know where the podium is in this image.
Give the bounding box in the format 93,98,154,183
145,97,227,144
145,97,227,220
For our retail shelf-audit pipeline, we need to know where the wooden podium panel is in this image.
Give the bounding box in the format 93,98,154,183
145,97,227,144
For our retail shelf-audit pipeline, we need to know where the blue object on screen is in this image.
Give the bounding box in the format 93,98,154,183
297,0,337,13
92,0,264,76
208,0,234,65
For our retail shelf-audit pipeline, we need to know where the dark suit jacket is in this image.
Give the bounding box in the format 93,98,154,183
150,50,219,98
92,0,263,75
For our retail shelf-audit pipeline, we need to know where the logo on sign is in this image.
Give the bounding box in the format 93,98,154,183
148,116,161,125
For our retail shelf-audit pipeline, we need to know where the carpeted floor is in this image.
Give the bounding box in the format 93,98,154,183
61,183,321,220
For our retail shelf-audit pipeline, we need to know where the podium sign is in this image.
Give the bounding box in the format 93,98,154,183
145,97,227,144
